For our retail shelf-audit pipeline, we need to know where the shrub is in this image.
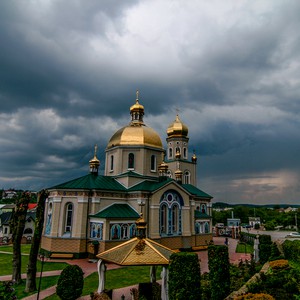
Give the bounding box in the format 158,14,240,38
269,242,283,261
56,265,84,300
169,252,201,300
269,259,289,270
247,264,300,299
0,281,17,300
208,245,230,300
258,235,272,264
234,293,275,300
282,240,300,261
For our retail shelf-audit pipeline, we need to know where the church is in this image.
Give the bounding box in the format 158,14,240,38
41,92,213,258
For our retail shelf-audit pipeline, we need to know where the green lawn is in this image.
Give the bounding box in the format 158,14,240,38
0,252,68,276
13,276,59,299
0,244,32,254
44,266,162,300
236,242,253,254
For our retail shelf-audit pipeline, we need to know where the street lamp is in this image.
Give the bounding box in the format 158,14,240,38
37,254,45,300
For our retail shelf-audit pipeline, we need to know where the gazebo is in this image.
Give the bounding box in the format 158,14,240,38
96,214,175,300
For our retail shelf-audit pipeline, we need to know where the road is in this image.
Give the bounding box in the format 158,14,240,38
242,228,299,241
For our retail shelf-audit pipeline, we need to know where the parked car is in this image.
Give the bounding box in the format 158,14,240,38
242,224,252,229
285,232,300,238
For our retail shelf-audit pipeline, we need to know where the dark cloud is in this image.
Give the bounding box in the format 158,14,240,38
0,1,300,204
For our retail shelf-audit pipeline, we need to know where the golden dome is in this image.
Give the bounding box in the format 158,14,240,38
107,124,163,149
107,91,163,149
192,152,197,163
167,114,188,137
89,144,100,174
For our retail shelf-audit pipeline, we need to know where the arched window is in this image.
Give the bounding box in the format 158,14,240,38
183,171,190,184
167,170,172,178
171,205,178,232
195,222,200,234
130,224,136,238
111,224,121,240
65,203,73,234
110,155,114,171
150,155,156,171
175,147,180,155
183,147,187,158
201,204,206,214
160,204,167,234
205,222,210,233
128,153,135,169
169,148,173,159
159,190,183,236
90,222,103,239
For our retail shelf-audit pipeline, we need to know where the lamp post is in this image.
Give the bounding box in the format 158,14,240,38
37,254,45,300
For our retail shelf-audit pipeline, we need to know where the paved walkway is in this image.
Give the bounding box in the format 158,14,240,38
1,237,251,300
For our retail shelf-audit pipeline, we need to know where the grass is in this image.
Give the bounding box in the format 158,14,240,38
236,242,253,254
44,265,163,300
0,245,68,276
12,276,59,299
0,244,31,254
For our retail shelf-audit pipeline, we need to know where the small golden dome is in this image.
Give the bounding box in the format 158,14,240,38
192,152,197,163
167,114,188,137
89,145,100,174
158,161,168,172
175,169,183,176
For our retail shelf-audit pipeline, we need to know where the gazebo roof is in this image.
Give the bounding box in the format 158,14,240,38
97,237,175,266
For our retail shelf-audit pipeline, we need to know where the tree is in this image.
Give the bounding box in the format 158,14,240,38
168,252,202,300
10,192,31,284
208,245,230,300
56,265,84,300
25,190,49,292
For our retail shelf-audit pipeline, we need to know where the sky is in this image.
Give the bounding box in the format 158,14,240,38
0,0,300,205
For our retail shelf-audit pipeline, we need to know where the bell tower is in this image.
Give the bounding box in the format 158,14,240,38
166,113,197,185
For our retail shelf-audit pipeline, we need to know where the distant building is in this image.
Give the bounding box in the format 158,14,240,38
227,218,241,227
249,217,261,227
0,208,35,244
2,190,17,199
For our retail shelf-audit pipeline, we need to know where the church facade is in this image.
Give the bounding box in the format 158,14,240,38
41,93,213,258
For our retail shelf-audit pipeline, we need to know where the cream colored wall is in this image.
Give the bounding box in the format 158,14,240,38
105,146,164,178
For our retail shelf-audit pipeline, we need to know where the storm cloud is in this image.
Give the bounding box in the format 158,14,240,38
1,0,300,204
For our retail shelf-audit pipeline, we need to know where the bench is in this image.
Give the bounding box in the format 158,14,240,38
192,245,208,251
50,253,74,259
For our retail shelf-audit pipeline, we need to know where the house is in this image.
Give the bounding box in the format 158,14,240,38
249,217,261,227
0,209,36,244
41,93,213,258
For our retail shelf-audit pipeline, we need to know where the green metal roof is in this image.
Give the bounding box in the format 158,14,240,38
194,210,212,219
49,174,126,191
182,184,212,199
127,178,174,192
90,203,140,219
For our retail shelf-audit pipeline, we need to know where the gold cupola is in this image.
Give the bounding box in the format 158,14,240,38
130,90,144,125
167,114,188,138
192,151,197,163
107,91,163,149
89,144,100,174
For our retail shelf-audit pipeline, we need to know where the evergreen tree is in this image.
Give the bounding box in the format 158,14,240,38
208,245,230,300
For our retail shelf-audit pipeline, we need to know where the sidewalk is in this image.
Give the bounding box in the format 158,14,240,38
1,237,251,300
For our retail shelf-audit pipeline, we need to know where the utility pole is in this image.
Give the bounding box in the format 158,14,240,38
295,213,298,231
